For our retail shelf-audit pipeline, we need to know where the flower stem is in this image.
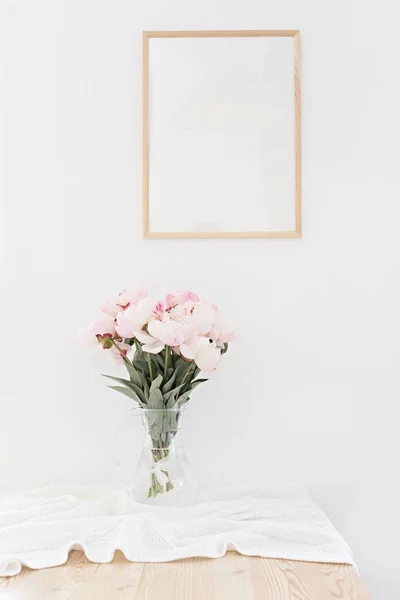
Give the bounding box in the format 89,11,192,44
176,361,194,399
147,353,153,379
111,340,134,367
134,337,143,358
164,346,169,379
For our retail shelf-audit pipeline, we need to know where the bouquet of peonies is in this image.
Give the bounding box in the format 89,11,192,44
79,289,234,409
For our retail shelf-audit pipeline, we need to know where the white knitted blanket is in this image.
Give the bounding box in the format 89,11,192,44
0,482,354,576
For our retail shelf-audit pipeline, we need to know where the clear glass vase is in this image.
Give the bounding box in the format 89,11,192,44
131,407,196,504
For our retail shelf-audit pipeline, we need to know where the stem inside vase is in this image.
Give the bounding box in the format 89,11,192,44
134,407,191,503
147,440,175,498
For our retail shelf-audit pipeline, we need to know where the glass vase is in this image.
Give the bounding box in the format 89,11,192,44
131,407,196,504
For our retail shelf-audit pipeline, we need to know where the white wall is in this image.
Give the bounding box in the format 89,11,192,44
0,0,399,597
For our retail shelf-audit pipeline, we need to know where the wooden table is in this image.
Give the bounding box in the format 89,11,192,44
0,550,370,599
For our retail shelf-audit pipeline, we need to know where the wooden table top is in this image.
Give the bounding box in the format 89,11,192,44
0,550,370,599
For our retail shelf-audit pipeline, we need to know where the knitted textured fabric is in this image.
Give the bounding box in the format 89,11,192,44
0,482,354,576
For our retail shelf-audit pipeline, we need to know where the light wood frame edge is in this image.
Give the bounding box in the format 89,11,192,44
144,231,301,239
293,31,302,236
142,30,301,239
143,30,299,38
143,31,150,237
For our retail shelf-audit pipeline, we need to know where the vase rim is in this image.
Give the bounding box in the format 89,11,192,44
137,407,185,412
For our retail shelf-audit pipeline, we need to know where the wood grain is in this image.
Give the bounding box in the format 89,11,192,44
143,30,299,38
0,551,370,600
143,230,302,239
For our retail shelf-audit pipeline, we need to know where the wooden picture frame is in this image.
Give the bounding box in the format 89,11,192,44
143,30,301,239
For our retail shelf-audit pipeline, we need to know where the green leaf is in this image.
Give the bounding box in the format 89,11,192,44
189,378,208,391
175,360,193,385
107,385,141,404
222,342,229,355
123,362,142,387
163,383,185,403
174,356,190,370
162,370,177,394
133,358,148,372
149,374,163,394
102,374,135,388
148,388,163,409
165,393,177,409
145,410,163,439
175,390,192,408
127,365,149,398
165,388,183,408
154,354,165,370
130,383,146,403
143,377,149,400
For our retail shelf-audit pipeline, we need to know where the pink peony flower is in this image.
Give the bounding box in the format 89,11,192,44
169,301,215,336
101,289,147,317
191,303,216,335
153,301,165,317
116,297,164,339
92,315,116,336
135,330,164,354
81,287,232,375
165,290,200,309
78,315,116,346
208,313,235,344
148,318,192,348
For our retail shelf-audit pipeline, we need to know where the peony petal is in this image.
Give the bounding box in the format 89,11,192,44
208,313,235,343
126,288,148,305
142,340,165,354
166,290,200,308
100,300,120,318
135,329,156,345
91,315,116,337
147,319,164,340
218,330,235,343
180,335,201,360
180,343,196,360
148,319,185,347
192,303,215,335
101,289,148,318
194,343,221,372
116,297,163,338
115,308,137,338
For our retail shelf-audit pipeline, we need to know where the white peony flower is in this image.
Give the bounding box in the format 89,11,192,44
180,336,221,371
116,297,164,339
